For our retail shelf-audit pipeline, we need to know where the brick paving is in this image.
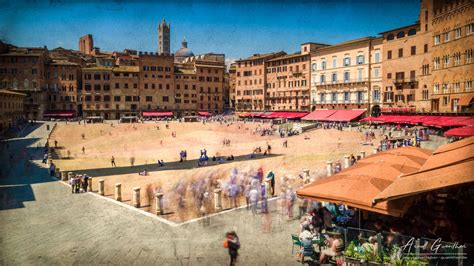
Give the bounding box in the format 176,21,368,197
0,123,301,265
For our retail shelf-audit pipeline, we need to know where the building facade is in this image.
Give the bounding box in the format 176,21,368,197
234,52,286,111
430,0,473,113
311,37,378,112
0,46,48,120
228,64,236,109
265,52,311,111
45,59,81,114
158,19,171,56
0,89,26,133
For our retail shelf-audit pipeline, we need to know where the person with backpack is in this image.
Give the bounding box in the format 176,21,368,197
223,231,240,266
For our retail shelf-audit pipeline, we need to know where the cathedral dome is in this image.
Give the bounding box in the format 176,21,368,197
175,38,194,58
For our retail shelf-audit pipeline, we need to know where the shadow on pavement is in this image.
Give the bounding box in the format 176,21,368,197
0,137,56,210
67,153,282,178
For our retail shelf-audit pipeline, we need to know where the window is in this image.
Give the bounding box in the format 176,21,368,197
398,48,403,58
94,84,101,91
374,68,380,78
373,89,380,102
356,54,364,64
424,44,428,53
103,84,110,91
321,61,326,70
374,50,380,63
433,83,440,93
331,73,337,83
411,46,416,55
332,57,337,68
344,92,349,102
357,69,363,81
397,31,405,38
311,63,317,71
125,96,132,102
357,91,364,103
454,52,461,66
408,29,416,36
455,28,461,39
443,96,448,106
146,96,153,102
467,23,474,35
454,82,461,92
422,89,429,100
331,92,337,102
343,57,350,66
410,70,416,80
320,75,326,84
466,49,473,64
103,95,110,102
114,96,121,101
94,73,101,80
434,57,440,70
434,35,440,45
162,96,169,102
320,93,326,103
85,84,91,91
466,80,472,92
443,55,450,68
444,32,450,42
387,50,392,60
344,72,350,82
387,34,394,41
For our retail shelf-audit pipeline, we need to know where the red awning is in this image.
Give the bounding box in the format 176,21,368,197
43,111,75,118
444,126,474,137
321,110,366,122
429,116,473,127
266,112,309,119
197,111,212,116
301,110,336,121
142,111,173,117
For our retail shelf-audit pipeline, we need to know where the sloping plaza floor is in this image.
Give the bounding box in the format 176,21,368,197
0,123,302,265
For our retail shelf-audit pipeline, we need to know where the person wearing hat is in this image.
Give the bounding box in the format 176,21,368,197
319,231,344,263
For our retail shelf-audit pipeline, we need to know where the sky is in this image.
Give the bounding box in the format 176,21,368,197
0,0,420,65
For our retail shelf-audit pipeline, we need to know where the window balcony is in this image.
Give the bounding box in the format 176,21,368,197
393,78,418,86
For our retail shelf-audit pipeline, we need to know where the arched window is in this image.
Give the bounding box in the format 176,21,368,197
408,29,417,36
387,34,394,41
397,31,405,38
321,60,326,70
311,63,317,71
24,79,29,89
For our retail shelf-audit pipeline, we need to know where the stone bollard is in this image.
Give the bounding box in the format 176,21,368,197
133,187,141,208
155,192,164,215
67,172,73,181
115,183,122,201
373,147,378,154
88,177,93,192
326,161,333,176
214,188,222,211
360,151,366,159
99,179,105,196
344,155,350,169
60,171,67,181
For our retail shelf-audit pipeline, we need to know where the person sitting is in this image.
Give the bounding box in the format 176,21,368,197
299,229,317,262
139,169,148,176
319,231,344,263
158,160,164,167
212,156,217,161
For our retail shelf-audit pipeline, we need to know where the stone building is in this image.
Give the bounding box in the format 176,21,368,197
311,37,380,112
45,59,81,116
0,89,26,133
158,19,171,56
430,0,473,113
138,52,175,114
79,34,94,55
0,46,48,120
234,52,286,111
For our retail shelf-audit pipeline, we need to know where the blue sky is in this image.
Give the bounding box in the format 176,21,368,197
0,0,420,63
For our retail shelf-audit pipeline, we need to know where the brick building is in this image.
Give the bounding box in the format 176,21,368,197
0,89,26,133
430,0,473,113
0,46,48,120
234,52,286,111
